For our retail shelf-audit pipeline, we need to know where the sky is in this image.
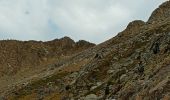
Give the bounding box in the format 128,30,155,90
0,0,167,44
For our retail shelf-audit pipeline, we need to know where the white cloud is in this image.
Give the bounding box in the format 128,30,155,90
0,0,166,43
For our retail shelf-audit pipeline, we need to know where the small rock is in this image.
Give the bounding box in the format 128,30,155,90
90,86,98,90
84,94,98,100
113,57,118,60
90,82,102,90
120,74,127,82
107,70,114,74
96,82,102,86
168,32,170,36
69,72,78,78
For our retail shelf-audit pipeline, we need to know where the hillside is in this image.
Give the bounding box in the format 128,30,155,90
0,36,95,75
0,1,170,100
0,37,95,99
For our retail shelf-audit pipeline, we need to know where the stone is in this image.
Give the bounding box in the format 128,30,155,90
113,57,119,60
107,70,114,74
90,86,98,90
84,94,98,100
96,82,102,86
90,82,102,90
120,74,127,82
123,59,133,66
168,32,170,36
70,72,78,78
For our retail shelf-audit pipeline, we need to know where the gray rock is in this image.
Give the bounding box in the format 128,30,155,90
168,32,170,36
107,70,114,74
70,72,78,78
96,82,102,86
90,86,98,90
84,94,98,100
90,82,102,90
113,56,119,60
123,59,133,66
120,74,127,82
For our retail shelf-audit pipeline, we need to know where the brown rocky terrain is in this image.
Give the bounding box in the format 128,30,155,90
0,1,170,100
0,37,95,99
0,36,95,76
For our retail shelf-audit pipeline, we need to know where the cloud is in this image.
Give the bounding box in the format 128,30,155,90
0,0,166,43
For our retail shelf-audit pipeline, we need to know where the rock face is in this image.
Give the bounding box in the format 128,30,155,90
0,1,170,100
148,1,170,23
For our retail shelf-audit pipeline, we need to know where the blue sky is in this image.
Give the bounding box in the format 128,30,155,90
0,0,167,43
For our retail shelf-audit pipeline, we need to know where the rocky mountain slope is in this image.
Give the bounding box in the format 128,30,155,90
0,36,95,76
0,1,170,100
0,37,95,98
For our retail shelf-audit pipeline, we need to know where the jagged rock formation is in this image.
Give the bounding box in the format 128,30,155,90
0,1,170,100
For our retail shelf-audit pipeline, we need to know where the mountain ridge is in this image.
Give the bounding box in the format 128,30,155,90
0,37,95,77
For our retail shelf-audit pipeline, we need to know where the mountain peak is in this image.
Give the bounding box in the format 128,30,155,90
76,40,95,47
118,20,145,37
126,20,145,30
148,0,170,23
60,36,73,41
51,36,73,42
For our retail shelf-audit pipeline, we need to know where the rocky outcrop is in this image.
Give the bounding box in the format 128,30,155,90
117,20,145,38
148,0,170,23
